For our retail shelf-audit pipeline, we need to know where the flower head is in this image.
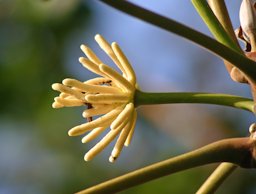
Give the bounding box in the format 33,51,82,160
52,34,137,162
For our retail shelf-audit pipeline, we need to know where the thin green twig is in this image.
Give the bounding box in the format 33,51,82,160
77,137,255,194
135,91,255,113
191,2,243,192
100,0,256,83
191,0,242,53
196,163,237,194
208,0,240,46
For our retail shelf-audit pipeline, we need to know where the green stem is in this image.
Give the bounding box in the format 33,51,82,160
192,3,249,192
76,138,255,194
135,90,254,113
208,0,240,47
196,163,237,194
100,0,256,83
206,0,242,78
191,0,242,53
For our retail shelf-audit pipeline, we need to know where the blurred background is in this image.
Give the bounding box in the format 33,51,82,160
0,0,256,193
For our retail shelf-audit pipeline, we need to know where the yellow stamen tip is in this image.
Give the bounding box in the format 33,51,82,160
51,83,60,90
81,137,87,144
79,57,86,63
111,42,117,47
84,154,91,162
68,127,79,136
94,34,101,40
80,44,86,50
62,78,73,85
52,101,63,108
109,155,116,163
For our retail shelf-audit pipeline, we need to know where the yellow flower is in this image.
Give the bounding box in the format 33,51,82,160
52,34,137,162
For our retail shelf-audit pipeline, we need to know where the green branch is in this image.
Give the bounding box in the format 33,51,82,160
135,91,255,113
207,0,240,47
100,0,256,83
191,0,242,53
191,2,245,193
77,137,256,194
196,163,237,194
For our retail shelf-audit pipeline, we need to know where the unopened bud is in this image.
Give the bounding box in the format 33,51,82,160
240,0,256,42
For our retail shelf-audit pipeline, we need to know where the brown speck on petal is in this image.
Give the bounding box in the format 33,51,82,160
85,103,93,122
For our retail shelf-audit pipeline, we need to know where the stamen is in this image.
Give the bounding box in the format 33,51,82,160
52,101,64,108
99,64,134,92
59,92,69,98
84,77,112,85
68,106,123,136
85,93,130,104
124,110,137,146
109,120,133,162
110,103,134,130
112,42,136,85
64,95,79,100
111,112,130,131
55,97,84,107
52,83,85,100
80,44,102,65
95,34,127,76
79,57,106,78
63,78,122,94
84,123,124,161
81,126,108,143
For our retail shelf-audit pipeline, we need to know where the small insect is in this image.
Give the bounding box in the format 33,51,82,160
84,79,113,122
85,103,93,122
102,80,112,86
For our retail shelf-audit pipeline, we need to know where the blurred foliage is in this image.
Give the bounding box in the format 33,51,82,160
0,0,89,119
0,1,96,193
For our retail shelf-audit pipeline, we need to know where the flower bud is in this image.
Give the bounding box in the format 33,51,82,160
240,0,256,42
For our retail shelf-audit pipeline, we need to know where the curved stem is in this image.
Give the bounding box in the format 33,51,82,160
196,163,237,194
100,0,256,83
76,138,255,194
202,0,245,87
191,0,242,53
192,2,243,182
207,0,240,47
135,90,255,113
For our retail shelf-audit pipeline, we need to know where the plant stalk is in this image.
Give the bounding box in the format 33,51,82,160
191,0,242,53
196,163,237,194
77,137,256,194
208,0,240,46
135,91,255,113
100,0,256,83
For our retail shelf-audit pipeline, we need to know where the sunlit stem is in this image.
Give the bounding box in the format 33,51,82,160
100,0,256,83
191,0,242,53
208,0,240,47
196,163,237,194
77,137,255,194
207,0,243,73
135,90,255,113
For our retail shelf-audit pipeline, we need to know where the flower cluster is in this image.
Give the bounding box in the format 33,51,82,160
52,34,137,162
